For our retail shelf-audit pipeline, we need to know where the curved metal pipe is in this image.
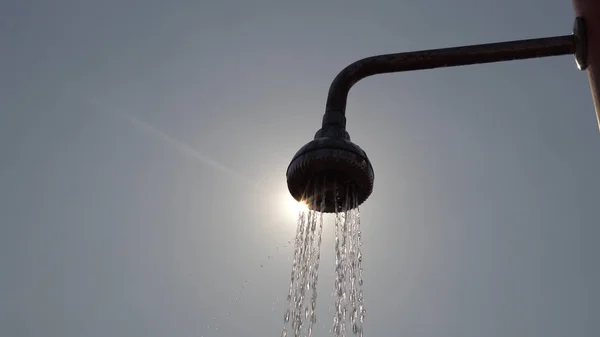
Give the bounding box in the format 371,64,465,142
322,17,587,128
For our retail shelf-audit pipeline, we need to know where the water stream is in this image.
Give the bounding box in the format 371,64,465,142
282,183,365,337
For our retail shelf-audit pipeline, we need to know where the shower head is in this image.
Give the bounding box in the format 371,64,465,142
286,120,374,213
285,17,589,213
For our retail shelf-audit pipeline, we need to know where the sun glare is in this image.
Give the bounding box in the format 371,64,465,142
283,194,309,218
296,200,309,213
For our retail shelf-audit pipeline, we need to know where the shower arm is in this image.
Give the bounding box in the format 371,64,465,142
321,17,588,130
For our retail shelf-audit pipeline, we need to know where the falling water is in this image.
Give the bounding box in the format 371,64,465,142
282,189,325,337
332,186,365,337
282,183,365,337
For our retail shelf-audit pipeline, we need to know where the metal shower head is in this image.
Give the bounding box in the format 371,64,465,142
286,122,374,213
286,16,588,213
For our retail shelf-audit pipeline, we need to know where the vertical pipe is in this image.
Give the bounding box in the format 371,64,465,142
573,0,600,130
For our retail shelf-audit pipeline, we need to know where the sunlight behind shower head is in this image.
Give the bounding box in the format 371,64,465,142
283,194,309,215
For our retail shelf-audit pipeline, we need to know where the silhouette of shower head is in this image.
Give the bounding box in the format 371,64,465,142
286,117,374,213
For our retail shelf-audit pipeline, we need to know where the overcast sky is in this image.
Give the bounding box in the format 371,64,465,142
1,1,598,336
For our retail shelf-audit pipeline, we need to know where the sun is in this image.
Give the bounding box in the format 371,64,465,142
283,194,309,217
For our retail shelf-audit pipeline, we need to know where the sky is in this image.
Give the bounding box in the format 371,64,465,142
1,0,598,336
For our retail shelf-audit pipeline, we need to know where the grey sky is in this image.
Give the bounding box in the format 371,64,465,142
1,0,598,336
